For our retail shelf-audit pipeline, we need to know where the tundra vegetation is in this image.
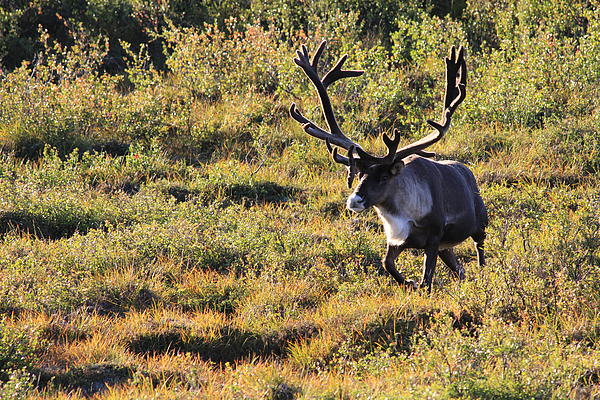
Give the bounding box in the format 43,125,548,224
0,0,599,398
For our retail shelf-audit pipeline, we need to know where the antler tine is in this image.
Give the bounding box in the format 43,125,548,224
451,47,467,113
322,54,364,88
290,104,361,150
311,40,326,69
347,145,358,188
417,149,437,158
354,129,401,164
289,103,310,124
326,140,350,166
290,102,355,148
326,141,359,188
382,129,399,149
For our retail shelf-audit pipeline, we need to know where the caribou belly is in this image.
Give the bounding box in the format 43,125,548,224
439,241,460,250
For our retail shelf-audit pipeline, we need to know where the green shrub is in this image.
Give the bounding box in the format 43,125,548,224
0,324,41,382
0,368,34,399
393,13,469,64
164,21,284,100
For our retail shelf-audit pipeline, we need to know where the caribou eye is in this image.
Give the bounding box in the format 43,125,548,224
380,174,389,182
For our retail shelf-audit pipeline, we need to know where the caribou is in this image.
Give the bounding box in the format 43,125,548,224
289,41,488,291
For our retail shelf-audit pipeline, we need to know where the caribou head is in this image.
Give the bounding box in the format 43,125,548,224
290,41,488,292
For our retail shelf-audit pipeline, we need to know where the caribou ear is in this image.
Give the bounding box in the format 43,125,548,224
389,158,404,175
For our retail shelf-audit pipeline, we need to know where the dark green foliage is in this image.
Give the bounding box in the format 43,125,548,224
0,0,241,72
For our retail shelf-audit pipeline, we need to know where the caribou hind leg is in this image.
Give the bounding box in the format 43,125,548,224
420,244,439,292
472,231,486,267
439,248,465,280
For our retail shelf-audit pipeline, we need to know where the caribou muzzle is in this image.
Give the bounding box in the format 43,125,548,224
346,193,367,212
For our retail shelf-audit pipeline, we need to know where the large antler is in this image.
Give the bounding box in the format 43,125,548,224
289,40,364,151
393,46,467,161
290,41,453,188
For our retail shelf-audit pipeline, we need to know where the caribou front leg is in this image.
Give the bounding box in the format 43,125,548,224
383,244,417,289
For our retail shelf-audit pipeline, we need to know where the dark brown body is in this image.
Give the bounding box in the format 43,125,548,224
401,156,487,250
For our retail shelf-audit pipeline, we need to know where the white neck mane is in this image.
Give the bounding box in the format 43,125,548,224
374,173,433,245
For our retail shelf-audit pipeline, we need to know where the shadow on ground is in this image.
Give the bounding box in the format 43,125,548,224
167,181,303,207
0,210,103,239
128,324,319,363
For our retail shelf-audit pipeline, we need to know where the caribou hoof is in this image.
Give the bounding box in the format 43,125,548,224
419,281,433,292
404,279,418,290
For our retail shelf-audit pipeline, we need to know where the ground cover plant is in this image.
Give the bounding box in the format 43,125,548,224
0,0,599,398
